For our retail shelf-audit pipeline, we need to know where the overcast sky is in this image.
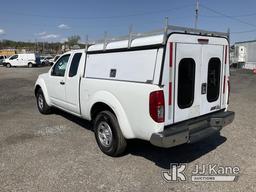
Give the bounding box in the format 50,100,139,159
1,0,256,43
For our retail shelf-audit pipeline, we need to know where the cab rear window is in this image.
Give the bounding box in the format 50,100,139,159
69,53,82,77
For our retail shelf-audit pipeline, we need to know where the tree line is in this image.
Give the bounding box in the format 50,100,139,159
0,35,83,54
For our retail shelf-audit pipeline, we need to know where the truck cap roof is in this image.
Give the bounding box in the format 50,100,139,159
87,25,229,52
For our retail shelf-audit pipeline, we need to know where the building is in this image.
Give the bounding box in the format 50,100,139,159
0,49,16,56
231,40,256,69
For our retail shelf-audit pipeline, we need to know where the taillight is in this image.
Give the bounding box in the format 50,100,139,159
149,90,165,123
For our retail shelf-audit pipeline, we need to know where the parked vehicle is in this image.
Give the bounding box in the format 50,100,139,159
4,53,41,68
0,55,7,65
35,25,235,156
40,56,53,66
48,55,60,65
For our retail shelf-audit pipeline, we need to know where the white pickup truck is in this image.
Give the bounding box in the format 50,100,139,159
35,25,235,156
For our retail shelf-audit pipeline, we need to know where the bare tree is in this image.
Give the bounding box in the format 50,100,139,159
67,35,81,47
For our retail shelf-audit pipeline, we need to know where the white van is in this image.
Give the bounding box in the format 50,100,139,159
4,53,40,68
35,25,235,156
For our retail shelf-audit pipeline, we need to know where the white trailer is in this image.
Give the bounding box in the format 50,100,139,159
231,40,256,69
35,25,234,156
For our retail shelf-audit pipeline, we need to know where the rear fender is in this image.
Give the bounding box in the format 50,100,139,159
89,91,134,139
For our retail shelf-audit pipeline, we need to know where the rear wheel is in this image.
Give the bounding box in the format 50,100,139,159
28,63,33,68
94,111,127,156
36,88,51,114
6,63,11,68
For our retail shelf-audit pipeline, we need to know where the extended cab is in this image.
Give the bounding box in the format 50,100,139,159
35,25,235,156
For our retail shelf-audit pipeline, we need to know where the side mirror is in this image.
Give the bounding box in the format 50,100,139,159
51,68,55,76
49,67,54,76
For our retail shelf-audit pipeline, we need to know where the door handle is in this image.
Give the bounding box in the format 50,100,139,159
60,81,65,85
201,83,207,94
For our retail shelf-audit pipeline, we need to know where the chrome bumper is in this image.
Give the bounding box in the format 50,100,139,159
150,111,235,148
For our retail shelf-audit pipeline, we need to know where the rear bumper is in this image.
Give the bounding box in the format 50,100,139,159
150,111,235,148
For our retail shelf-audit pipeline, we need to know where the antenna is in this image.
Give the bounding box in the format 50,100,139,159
195,0,199,29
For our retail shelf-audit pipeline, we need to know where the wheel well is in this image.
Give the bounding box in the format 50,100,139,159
90,102,115,120
34,85,41,96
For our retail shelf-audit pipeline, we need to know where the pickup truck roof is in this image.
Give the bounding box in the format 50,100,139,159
87,25,229,52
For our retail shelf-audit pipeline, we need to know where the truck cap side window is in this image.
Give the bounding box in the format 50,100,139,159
51,54,70,77
69,53,82,77
178,58,196,109
207,57,221,102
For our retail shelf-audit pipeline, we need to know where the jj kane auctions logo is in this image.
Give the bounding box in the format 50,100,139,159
162,163,240,182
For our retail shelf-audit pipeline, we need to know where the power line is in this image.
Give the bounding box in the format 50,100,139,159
200,4,256,28
200,12,256,18
1,4,193,20
231,29,256,34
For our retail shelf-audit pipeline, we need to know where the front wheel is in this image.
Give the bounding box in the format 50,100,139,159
94,111,127,156
36,88,51,114
6,63,11,68
28,63,33,68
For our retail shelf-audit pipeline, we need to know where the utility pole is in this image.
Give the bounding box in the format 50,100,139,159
35,39,37,52
43,41,45,54
194,0,199,29
85,35,88,50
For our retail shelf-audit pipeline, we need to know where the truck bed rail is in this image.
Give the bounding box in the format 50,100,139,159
86,19,229,51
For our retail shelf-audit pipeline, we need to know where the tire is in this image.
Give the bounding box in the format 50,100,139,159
28,63,33,68
42,62,45,66
6,63,11,68
94,111,127,156
36,88,51,114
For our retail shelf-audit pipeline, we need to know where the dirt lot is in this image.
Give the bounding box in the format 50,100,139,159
0,66,255,192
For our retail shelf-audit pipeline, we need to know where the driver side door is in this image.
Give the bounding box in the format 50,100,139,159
9,55,19,66
46,54,70,109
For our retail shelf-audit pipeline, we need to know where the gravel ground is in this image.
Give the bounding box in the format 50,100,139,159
0,66,255,192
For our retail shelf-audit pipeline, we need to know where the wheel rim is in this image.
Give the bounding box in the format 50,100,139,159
97,121,113,147
38,94,44,110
